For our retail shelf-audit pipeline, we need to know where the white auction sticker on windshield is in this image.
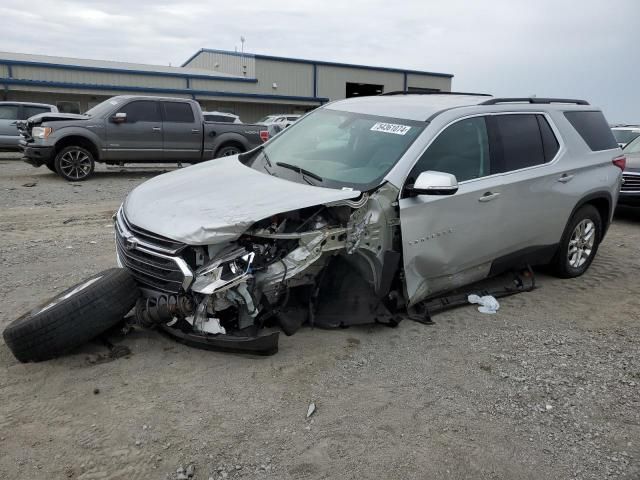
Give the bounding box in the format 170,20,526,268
370,122,412,135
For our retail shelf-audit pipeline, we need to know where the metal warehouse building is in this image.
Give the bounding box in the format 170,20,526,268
0,49,453,122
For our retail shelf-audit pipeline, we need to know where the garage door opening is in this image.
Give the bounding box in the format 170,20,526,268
346,82,384,98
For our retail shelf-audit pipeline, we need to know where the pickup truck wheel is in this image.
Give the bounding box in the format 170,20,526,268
550,205,602,278
2,269,139,362
54,146,95,181
216,145,244,158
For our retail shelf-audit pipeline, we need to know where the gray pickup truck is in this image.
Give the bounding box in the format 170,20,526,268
19,95,270,181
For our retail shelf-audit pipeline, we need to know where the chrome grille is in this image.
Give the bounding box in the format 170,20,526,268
115,209,192,293
622,173,640,193
119,210,185,254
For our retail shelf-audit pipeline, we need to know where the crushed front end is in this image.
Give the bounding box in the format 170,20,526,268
114,183,403,355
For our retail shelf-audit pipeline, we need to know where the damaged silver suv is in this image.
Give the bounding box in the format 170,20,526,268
115,93,623,354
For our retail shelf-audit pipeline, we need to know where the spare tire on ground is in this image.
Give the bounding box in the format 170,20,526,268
3,268,140,362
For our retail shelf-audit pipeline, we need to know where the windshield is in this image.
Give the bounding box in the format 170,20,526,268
612,129,640,145
84,97,124,116
624,135,640,154
248,108,425,190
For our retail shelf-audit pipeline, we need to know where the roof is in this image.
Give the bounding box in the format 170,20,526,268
324,94,491,121
183,48,454,78
0,51,248,81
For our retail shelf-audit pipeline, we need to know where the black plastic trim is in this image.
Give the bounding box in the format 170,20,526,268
480,97,589,106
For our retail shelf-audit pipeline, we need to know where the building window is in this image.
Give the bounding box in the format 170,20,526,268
346,82,384,98
56,101,81,114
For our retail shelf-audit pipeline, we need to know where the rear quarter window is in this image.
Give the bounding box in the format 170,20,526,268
564,111,618,151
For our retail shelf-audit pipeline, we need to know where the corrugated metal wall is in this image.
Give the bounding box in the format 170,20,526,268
316,66,405,99
11,66,185,89
406,73,451,92
186,51,256,78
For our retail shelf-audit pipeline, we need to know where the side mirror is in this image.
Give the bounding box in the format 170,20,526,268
407,171,458,196
111,112,127,123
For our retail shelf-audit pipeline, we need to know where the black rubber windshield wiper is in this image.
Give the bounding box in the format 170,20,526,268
276,162,323,183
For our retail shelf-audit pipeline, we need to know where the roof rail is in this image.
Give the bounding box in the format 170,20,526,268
480,97,589,106
381,90,491,97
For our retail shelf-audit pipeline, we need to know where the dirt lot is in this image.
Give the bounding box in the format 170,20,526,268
0,153,639,480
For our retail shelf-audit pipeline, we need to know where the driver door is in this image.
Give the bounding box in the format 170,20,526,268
399,116,507,304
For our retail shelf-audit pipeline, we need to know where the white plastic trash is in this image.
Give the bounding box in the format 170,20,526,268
467,294,500,314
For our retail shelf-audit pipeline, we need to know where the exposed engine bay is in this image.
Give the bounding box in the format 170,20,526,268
116,183,403,354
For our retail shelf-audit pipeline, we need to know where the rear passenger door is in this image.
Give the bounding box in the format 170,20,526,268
105,100,163,161
161,102,202,162
488,113,569,253
0,104,20,145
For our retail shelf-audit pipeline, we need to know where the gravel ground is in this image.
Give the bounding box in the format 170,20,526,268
0,153,639,480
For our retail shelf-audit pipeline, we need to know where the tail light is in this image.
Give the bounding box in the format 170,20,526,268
259,130,269,142
612,155,626,171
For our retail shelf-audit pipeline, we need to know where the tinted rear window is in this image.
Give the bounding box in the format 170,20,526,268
163,102,195,123
493,114,545,172
564,111,618,151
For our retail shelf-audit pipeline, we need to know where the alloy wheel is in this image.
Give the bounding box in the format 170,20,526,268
567,219,596,268
59,149,92,180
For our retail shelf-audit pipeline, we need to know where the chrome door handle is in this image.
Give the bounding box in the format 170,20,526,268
152,127,161,131
10,121,17,126
478,192,500,202
558,174,574,183
191,129,200,134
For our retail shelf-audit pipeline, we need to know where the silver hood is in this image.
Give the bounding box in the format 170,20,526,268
123,156,361,245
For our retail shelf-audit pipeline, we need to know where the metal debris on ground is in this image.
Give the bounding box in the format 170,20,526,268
307,402,316,418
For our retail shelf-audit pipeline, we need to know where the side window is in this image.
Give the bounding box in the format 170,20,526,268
163,102,195,123
537,115,560,162
120,101,161,123
492,114,545,172
0,105,19,120
408,116,490,183
564,111,618,151
21,106,50,120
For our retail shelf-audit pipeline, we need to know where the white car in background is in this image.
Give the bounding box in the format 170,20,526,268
203,111,242,123
611,125,640,148
257,114,301,129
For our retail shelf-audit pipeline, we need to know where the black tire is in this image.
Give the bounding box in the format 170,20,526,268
3,269,139,362
45,162,57,173
54,145,95,181
550,205,602,278
215,144,244,158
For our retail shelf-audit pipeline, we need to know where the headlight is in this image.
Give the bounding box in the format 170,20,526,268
192,248,255,295
32,126,53,139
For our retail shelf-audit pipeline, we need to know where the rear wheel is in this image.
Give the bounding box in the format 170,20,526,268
215,144,244,158
550,205,602,278
54,146,95,181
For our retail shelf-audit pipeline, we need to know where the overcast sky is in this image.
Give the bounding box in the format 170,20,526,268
1,0,638,122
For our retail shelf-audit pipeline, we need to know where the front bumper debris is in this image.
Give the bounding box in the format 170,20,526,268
21,141,54,167
159,325,279,356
